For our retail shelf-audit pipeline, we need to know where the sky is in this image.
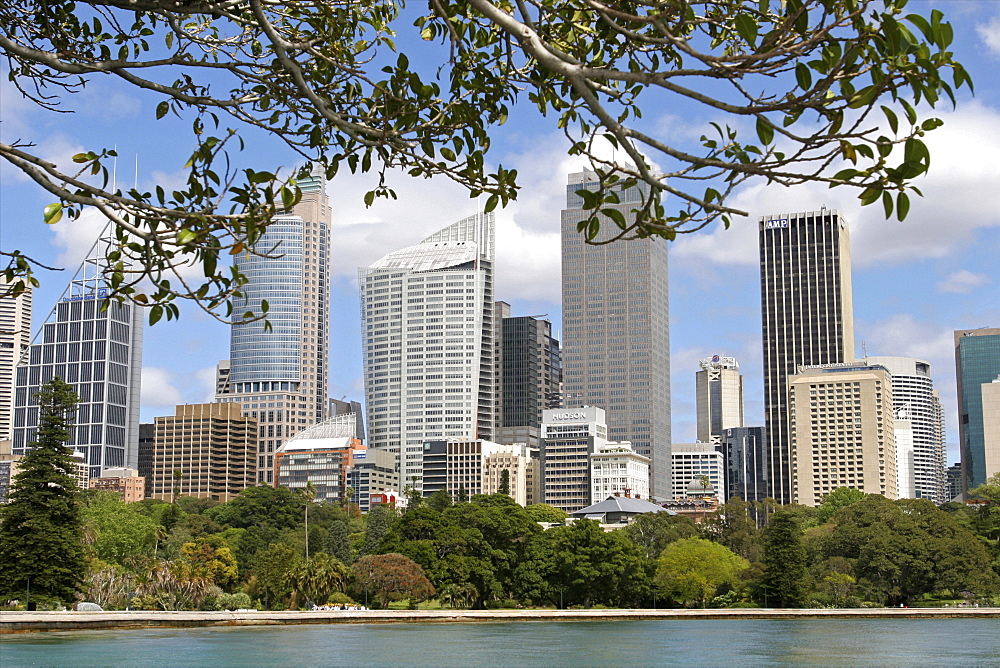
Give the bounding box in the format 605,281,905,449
2,1,999,465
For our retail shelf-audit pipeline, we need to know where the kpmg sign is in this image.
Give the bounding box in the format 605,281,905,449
764,218,790,229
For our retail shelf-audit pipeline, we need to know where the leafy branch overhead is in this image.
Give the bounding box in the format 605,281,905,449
0,0,969,319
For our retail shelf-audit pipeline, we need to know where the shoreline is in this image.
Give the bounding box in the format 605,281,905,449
3,607,998,634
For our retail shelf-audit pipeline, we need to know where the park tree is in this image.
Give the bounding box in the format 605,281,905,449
703,497,761,562
352,553,435,609
360,503,398,556
759,511,808,607
0,377,86,608
815,487,867,525
655,538,749,608
289,553,351,607
80,491,159,565
620,511,700,560
524,503,569,525
250,542,298,610
0,0,970,320
206,485,305,531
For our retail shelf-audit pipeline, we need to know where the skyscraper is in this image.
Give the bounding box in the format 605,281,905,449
12,230,144,478
866,356,947,503
359,212,495,493
955,327,1000,492
561,169,671,498
217,172,331,483
787,362,897,507
695,355,744,446
499,310,562,433
759,208,854,504
1,280,32,443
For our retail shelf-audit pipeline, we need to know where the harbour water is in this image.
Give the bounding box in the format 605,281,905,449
4,619,1000,665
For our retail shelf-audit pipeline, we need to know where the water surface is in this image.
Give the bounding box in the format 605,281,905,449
4,619,999,666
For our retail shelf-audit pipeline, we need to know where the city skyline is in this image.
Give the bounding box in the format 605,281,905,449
2,4,999,469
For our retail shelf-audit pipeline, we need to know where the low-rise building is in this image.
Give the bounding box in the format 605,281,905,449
421,439,537,505
570,495,675,530
670,442,724,502
590,441,650,502
274,413,364,503
348,448,400,513
89,466,146,502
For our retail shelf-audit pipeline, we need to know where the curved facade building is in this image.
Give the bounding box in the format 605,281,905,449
218,173,331,483
360,212,495,492
866,356,947,503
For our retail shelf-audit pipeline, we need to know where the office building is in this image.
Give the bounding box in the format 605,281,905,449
788,362,897,507
150,403,257,502
421,439,536,506
670,442,724,501
759,208,854,504
499,307,562,441
590,441,650,502
217,171,331,483
540,406,607,513
955,328,1000,492
348,448,400,513
359,212,495,493
89,467,146,502
329,398,365,441
136,422,155,498
561,169,671,498
946,461,963,502
12,231,144,478
274,413,364,503
720,426,768,503
866,356,947,503
696,355,744,445
1,279,32,443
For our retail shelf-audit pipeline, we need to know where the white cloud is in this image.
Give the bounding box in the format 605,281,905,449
977,15,1000,55
673,102,1000,269
938,270,992,294
50,208,110,271
141,367,184,410
194,366,219,403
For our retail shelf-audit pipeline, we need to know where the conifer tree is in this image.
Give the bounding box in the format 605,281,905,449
0,377,86,608
759,511,807,608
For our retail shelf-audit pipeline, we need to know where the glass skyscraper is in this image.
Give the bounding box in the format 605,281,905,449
759,208,854,505
359,212,495,492
560,169,671,499
954,327,1000,492
12,230,144,478
218,172,331,483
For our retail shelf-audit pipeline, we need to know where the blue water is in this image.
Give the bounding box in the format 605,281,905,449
3,619,999,666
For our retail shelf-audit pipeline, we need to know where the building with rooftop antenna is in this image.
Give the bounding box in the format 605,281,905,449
12,226,143,478
359,212,495,493
696,355,744,446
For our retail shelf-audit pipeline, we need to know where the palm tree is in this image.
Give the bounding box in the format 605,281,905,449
302,482,317,560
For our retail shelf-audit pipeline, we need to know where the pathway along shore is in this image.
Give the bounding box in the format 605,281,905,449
3,607,999,634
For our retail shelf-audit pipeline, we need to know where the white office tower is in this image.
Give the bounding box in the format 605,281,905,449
360,212,495,493
671,442,725,501
894,408,916,499
1,279,32,442
866,356,947,503
13,228,144,477
696,355,745,446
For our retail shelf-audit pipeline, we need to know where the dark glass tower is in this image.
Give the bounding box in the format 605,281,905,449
501,314,562,429
561,169,671,499
759,208,854,504
954,327,1000,492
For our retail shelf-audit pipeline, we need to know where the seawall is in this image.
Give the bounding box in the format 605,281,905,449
3,607,999,634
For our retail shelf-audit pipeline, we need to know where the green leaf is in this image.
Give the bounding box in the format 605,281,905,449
733,14,758,46
881,106,899,135
149,304,163,326
177,228,197,245
896,192,910,221
882,191,894,219
156,101,169,120
364,190,375,207
795,63,812,91
43,203,63,225
756,117,774,145
484,194,499,213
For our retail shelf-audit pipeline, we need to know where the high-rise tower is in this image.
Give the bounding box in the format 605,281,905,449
13,230,144,478
1,280,32,443
759,208,854,504
500,311,562,432
954,327,1000,493
866,356,947,503
696,355,744,446
217,172,331,483
560,169,671,498
359,212,495,493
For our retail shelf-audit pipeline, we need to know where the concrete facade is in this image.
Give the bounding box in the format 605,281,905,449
590,441,650,502
541,406,607,513
696,356,744,446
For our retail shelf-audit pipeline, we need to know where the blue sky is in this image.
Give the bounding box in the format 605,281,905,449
2,1,998,464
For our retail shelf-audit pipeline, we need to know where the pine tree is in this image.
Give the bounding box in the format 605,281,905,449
498,470,511,496
759,511,807,608
0,377,86,608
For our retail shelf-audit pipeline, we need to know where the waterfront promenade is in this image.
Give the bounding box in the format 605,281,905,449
3,607,998,634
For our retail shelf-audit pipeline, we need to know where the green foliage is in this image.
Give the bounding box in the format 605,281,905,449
210,591,253,611
703,497,761,561
250,543,298,610
179,538,239,589
352,553,435,608
655,538,749,608
289,553,350,607
81,492,158,564
0,378,86,607
760,511,808,608
498,469,511,496
206,485,305,530
815,487,867,525
619,512,700,560
361,503,398,556
524,503,569,525
426,489,453,513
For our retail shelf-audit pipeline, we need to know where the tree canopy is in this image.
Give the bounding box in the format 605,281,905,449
1,0,970,320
